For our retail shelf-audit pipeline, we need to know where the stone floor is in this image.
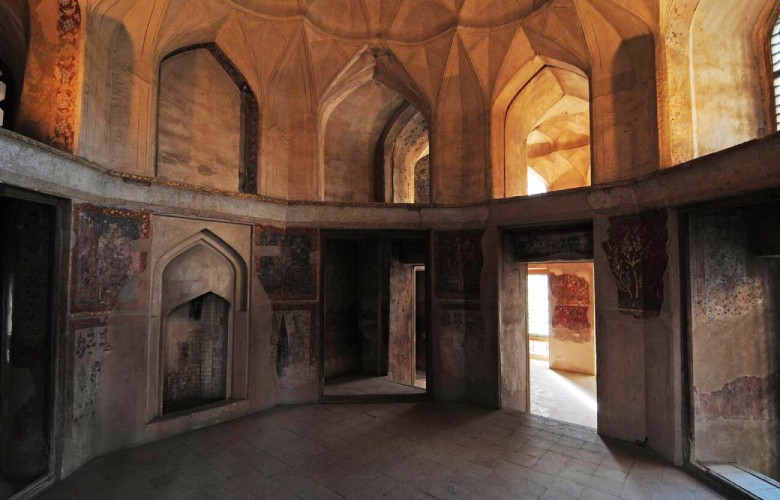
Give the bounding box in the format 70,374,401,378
530,358,597,429
324,375,426,396
39,403,725,500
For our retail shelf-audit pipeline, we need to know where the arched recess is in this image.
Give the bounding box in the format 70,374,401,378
147,230,248,420
689,0,778,157
502,65,591,197
490,0,592,199
0,0,29,131
156,44,259,193
379,104,431,203
80,2,240,176
318,47,432,203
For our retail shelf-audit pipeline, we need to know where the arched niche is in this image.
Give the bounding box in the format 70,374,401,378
318,48,432,203
497,64,591,197
689,0,778,157
156,45,259,193
148,230,248,419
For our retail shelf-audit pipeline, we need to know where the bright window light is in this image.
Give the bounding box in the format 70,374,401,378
772,17,780,128
527,168,548,195
527,273,550,337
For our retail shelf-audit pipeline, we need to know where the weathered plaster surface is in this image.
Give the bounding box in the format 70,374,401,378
71,205,150,313
690,208,780,477
255,225,318,301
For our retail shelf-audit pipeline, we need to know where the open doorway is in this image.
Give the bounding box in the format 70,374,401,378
527,262,597,428
321,232,429,400
0,190,60,499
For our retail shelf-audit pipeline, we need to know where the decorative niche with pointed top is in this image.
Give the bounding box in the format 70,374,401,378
148,228,249,420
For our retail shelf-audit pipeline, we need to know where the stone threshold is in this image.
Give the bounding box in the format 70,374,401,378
701,462,780,499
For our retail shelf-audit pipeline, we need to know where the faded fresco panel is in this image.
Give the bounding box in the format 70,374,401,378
71,205,150,313
255,226,318,301
602,210,668,317
550,273,591,336
271,307,316,388
71,317,112,458
513,224,593,262
435,230,483,299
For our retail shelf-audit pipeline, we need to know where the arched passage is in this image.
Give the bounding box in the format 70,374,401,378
501,65,591,197
319,48,431,203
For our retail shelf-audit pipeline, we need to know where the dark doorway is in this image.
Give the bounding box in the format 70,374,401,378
321,232,430,401
0,195,57,498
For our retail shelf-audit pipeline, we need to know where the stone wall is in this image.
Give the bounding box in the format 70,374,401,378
162,293,229,413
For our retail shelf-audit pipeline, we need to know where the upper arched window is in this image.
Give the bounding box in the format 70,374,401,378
772,16,780,128
319,49,431,204
497,66,591,198
156,45,258,193
527,168,548,196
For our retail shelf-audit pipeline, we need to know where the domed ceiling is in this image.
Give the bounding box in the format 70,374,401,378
228,0,547,40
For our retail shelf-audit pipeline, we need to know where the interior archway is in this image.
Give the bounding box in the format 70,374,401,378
319,48,431,204
503,65,591,197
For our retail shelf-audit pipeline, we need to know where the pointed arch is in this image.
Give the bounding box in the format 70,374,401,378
147,228,249,420
154,229,248,314
492,56,590,198
318,47,432,203
155,43,259,193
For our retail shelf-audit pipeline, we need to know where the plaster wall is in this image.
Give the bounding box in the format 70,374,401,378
359,240,388,376
689,208,780,478
498,234,528,412
156,49,242,192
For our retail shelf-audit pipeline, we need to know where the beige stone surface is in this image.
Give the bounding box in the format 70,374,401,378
156,49,243,192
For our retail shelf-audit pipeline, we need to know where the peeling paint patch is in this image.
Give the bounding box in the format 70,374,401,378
72,317,112,425
51,0,82,152
691,213,765,322
435,230,483,299
271,306,316,388
697,374,778,421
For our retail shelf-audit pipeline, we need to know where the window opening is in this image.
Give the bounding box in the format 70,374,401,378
772,16,780,128
527,168,548,196
527,270,550,357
